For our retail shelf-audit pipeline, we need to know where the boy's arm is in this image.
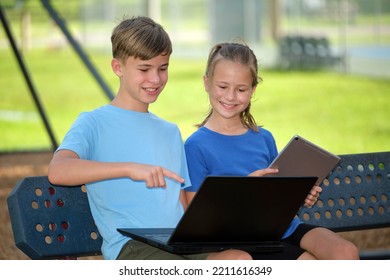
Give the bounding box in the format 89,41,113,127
48,149,184,187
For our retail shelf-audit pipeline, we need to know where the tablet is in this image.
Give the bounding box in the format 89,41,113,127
266,135,341,185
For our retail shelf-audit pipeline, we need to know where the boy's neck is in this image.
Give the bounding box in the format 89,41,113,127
110,95,149,113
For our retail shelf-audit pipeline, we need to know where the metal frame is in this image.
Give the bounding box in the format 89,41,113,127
0,0,114,151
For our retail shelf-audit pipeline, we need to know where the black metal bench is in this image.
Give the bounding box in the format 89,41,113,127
7,176,102,259
7,152,390,260
297,151,390,259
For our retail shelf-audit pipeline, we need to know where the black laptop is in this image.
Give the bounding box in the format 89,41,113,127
118,176,317,255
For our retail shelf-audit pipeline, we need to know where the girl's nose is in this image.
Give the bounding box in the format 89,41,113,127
225,89,236,100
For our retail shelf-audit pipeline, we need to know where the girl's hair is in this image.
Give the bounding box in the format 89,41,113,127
197,42,262,131
111,16,172,62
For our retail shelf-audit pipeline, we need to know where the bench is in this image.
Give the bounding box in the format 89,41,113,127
277,35,342,70
297,151,390,260
7,151,390,260
7,176,102,259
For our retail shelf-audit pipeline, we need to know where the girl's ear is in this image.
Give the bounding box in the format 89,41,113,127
111,58,122,77
203,75,209,92
251,85,257,96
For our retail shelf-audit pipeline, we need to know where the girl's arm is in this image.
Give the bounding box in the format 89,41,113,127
180,190,189,210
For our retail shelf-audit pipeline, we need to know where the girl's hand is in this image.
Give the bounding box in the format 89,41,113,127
304,185,322,207
248,168,279,177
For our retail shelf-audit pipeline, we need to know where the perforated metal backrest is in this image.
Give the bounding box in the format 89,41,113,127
298,152,390,232
7,176,102,259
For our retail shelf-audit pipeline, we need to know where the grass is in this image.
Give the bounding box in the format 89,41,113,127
1,47,390,154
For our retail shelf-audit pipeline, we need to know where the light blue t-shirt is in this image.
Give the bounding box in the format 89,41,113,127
57,104,191,260
184,126,301,239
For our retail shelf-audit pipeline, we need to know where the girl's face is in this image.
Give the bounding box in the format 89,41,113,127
204,59,256,121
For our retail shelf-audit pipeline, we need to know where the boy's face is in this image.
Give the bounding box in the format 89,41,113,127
112,54,170,112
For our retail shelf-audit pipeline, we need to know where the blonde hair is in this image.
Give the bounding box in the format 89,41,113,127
111,16,172,62
198,42,262,131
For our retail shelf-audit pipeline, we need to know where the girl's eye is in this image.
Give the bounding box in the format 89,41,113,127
238,87,250,93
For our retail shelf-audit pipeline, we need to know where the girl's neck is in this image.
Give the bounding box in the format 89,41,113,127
205,115,247,136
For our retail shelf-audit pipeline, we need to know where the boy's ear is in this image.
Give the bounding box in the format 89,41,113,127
111,58,122,77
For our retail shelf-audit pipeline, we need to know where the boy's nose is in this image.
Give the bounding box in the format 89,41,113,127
148,71,161,83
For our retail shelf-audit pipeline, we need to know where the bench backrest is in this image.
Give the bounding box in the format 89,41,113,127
7,176,102,259
298,151,390,231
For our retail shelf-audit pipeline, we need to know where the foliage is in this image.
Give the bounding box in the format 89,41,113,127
1,48,389,153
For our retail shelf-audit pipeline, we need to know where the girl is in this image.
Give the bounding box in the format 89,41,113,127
184,42,359,260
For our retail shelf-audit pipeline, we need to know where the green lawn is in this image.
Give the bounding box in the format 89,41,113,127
1,48,390,154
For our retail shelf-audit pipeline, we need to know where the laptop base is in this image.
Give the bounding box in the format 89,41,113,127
117,228,284,255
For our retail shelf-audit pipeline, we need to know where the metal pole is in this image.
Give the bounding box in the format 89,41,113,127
40,0,115,101
0,4,58,151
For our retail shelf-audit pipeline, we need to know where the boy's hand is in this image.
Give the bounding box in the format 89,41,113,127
129,163,184,188
304,185,322,207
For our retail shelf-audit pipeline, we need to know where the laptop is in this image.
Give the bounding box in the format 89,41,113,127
265,135,341,185
117,175,317,255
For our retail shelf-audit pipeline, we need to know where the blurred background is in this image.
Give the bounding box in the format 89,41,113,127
1,0,390,152
2,0,389,71
1,0,390,260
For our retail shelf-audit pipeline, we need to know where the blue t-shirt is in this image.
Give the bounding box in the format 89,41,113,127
184,126,301,239
57,104,191,259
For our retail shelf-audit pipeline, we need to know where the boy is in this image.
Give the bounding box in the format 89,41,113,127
48,16,251,260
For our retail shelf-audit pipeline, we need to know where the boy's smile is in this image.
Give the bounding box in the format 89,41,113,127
111,54,170,112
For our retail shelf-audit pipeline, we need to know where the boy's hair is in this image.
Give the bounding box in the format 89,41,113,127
198,42,262,131
111,16,172,62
